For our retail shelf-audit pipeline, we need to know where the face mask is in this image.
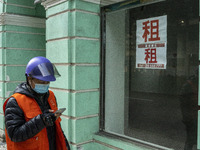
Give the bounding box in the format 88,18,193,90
33,83,50,94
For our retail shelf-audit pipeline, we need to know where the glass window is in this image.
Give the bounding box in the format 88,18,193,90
102,0,199,149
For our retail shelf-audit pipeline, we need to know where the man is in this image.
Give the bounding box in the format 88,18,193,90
3,56,70,150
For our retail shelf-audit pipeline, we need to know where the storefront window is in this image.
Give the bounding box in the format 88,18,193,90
102,0,199,149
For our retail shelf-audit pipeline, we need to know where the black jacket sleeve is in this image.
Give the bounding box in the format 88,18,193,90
4,97,46,142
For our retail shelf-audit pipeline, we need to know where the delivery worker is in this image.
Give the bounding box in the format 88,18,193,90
3,56,70,150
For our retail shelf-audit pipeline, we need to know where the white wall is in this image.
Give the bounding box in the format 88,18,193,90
105,10,126,134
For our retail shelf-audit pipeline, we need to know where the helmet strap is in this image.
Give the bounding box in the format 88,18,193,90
25,74,30,85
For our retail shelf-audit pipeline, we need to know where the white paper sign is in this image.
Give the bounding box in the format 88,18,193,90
136,15,167,69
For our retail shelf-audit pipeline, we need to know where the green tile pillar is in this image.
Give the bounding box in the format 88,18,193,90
0,0,46,141
42,0,100,149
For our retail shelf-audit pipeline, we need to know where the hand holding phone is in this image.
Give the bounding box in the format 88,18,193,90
54,108,66,114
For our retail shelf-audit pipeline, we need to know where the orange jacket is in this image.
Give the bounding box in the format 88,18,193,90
3,91,68,150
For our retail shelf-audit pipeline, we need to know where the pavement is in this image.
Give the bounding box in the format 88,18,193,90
0,141,6,150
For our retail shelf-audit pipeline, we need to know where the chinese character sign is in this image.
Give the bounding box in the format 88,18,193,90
136,15,167,69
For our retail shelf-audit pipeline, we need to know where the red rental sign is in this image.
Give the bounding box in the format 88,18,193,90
136,15,167,69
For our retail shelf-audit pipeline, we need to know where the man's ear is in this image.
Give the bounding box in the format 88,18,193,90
27,76,33,87
27,76,31,83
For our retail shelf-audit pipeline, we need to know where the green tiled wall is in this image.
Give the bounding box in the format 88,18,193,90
5,25,45,33
46,11,99,40
46,1,70,17
70,117,99,143
3,49,45,65
50,89,71,116
5,66,26,81
47,39,100,63
72,66,99,90
46,12,70,40
0,1,46,133
60,117,71,142
60,116,100,144
5,32,45,49
74,0,100,13
74,11,100,38
0,99,3,114
45,0,100,149
5,5,35,16
0,3,3,14
5,82,20,97
72,39,100,63
6,0,34,6
50,66,99,90
0,114,4,129
51,89,99,118
47,39,70,63
71,91,99,117
1,25,46,99
0,82,4,98
50,65,70,89
46,0,99,17
4,0,45,17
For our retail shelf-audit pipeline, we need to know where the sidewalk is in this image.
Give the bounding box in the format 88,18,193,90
0,141,6,150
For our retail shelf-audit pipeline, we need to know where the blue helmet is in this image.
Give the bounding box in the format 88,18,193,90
25,56,60,81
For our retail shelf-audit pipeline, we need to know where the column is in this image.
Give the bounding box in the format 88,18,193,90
42,0,100,149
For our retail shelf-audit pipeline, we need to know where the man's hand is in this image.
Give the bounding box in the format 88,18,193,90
42,109,56,127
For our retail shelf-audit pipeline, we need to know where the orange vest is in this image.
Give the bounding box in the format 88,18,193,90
3,91,68,150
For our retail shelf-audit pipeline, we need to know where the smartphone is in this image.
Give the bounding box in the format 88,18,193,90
54,108,66,114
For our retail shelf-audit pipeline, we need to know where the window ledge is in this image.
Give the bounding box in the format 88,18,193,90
93,131,172,150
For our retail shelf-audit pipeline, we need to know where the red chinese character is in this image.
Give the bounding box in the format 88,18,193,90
144,48,150,63
142,20,150,42
142,19,160,42
144,48,157,63
149,48,157,63
149,20,160,41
